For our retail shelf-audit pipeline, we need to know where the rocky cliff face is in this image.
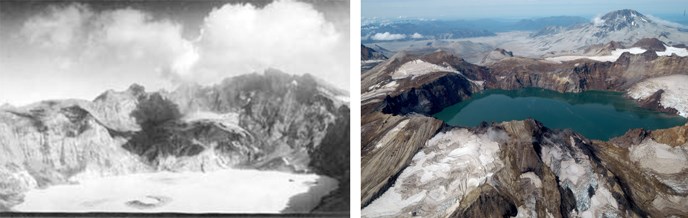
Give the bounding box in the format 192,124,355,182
361,38,688,216
362,44,388,61
363,119,688,217
488,50,688,93
0,70,350,212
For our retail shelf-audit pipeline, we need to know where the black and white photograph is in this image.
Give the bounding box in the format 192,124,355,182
0,0,350,215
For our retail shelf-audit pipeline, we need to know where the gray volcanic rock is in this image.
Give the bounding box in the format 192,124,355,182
487,43,688,94
479,48,514,65
0,70,350,212
529,9,688,55
632,38,667,51
582,41,624,56
361,44,388,61
635,89,680,115
361,37,688,216
0,101,152,209
362,118,688,217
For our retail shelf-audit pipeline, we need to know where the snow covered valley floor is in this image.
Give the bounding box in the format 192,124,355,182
11,169,338,213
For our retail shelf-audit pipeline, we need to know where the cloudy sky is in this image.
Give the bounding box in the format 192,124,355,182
363,0,687,19
0,0,349,106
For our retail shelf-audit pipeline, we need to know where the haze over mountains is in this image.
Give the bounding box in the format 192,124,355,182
362,9,688,65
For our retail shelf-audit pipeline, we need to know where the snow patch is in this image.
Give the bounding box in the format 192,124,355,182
545,47,647,63
363,128,503,217
519,172,542,188
182,111,239,124
656,46,688,56
362,80,398,102
630,139,688,175
545,46,688,63
391,59,459,80
628,75,688,117
579,186,620,217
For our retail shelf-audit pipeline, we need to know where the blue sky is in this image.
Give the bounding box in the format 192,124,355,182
362,0,688,19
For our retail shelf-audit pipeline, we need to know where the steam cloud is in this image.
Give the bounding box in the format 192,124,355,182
371,32,407,41
18,0,349,93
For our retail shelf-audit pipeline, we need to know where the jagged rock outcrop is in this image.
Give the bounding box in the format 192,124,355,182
632,38,667,51
362,119,688,217
360,112,443,207
362,44,388,61
361,37,688,216
634,89,680,114
628,74,688,117
582,41,624,56
479,48,514,65
488,50,688,93
0,70,350,212
309,106,350,212
0,101,151,208
591,125,688,216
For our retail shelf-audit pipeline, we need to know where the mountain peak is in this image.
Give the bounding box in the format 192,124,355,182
598,9,651,31
127,83,146,94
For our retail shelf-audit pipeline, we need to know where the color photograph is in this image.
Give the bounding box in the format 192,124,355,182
361,0,688,217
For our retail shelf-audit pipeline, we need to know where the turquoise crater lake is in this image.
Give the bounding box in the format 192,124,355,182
433,88,687,140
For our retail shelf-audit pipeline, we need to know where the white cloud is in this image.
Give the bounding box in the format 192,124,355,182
592,16,605,27
371,32,407,41
410,32,424,39
175,0,348,90
9,0,348,106
20,3,194,75
21,3,93,48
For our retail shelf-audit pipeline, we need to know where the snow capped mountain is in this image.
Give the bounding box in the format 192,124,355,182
532,9,688,54
595,9,652,31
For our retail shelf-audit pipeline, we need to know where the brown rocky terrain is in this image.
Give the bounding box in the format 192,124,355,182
361,38,688,217
479,48,514,65
632,38,668,51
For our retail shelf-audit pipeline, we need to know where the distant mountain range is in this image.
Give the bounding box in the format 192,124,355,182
531,9,688,53
361,16,589,42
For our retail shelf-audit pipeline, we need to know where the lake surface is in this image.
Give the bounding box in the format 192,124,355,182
433,88,687,140
13,169,337,213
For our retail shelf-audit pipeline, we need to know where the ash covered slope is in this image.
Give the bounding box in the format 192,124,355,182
362,44,389,72
362,44,388,61
361,44,688,217
0,70,350,212
532,9,688,55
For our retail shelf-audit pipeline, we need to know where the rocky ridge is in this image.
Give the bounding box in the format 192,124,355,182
361,38,688,217
0,70,350,213
530,9,688,55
